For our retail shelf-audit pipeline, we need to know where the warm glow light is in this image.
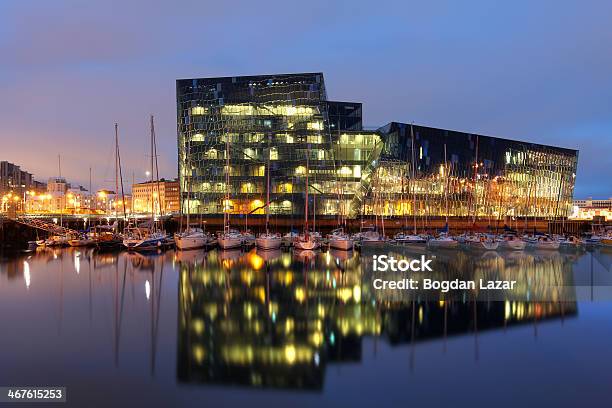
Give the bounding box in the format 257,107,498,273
23,261,30,289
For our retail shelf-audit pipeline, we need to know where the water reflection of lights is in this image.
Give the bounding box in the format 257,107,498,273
175,248,581,390
74,252,80,274
23,260,31,289
247,252,264,270
145,280,151,300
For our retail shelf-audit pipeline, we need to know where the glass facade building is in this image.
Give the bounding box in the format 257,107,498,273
177,73,578,219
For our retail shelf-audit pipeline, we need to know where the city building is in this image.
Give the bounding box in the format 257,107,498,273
1,161,46,213
1,161,34,193
176,73,579,219
570,197,612,221
132,179,180,215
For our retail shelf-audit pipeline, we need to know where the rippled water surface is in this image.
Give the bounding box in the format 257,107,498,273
1,246,611,407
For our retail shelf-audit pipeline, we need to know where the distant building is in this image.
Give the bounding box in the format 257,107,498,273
570,197,612,220
132,179,180,215
0,161,45,194
0,161,46,213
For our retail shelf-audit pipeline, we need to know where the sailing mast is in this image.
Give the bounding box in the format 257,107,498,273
115,124,127,218
224,128,231,234
410,124,417,235
443,143,449,230
184,141,191,232
149,116,156,232
58,154,63,228
265,135,271,234
115,124,119,219
151,116,162,221
471,135,479,225
304,147,310,238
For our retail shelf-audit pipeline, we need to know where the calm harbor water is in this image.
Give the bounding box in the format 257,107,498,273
1,246,611,407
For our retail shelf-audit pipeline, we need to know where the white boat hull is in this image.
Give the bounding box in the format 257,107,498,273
500,240,526,250
428,239,458,249
123,236,165,251
468,241,499,250
533,241,560,250
175,235,208,250
329,238,354,251
218,237,242,250
256,237,282,250
295,239,318,250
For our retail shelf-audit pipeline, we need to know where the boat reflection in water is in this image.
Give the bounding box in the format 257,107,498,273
176,247,579,390
4,245,611,403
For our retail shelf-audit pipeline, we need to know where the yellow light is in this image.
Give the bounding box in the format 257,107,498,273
353,285,361,302
284,345,296,364
295,287,305,302
191,106,206,115
98,191,106,198
247,252,264,270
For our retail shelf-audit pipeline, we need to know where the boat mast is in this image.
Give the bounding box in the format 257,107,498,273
444,143,449,229
304,146,309,238
265,134,271,234
471,135,479,225
224,127,231,234
410,124,417,235
151,116,162,224
150,116,155,232
185,141,191,232
115,124,127,218
58,154,63,228
115,123,119,219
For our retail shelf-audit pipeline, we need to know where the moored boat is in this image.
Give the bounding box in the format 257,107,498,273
175,228,210,250
68,235,95,247
256,232,282,250
218,229,243,250
498,234,526,250
394,232,427,245
427,233,459,249
466,234,499,250
328,228,354,251
123,227,166,251
531,235,560,250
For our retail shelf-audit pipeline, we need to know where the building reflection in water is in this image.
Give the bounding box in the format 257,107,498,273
176,248,579,390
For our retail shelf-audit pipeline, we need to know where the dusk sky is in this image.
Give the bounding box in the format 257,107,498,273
1,0,610,197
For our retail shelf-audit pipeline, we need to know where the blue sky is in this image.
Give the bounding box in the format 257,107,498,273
0,0,610,197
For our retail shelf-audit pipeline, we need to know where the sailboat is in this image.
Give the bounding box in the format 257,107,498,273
123,116,168,251
428,143,458,249
175,141,210,250
94,125,124,249
466,233,499,250
256,139,282,250
328,123,354,251
328,227,354,250
295,147,318,251
218,131,243,250
498,233,527,250
395,124,426,245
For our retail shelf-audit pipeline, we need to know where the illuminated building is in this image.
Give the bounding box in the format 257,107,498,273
570,197,612,221
131,179,180,215
177,73,578,219
0,161,43,194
